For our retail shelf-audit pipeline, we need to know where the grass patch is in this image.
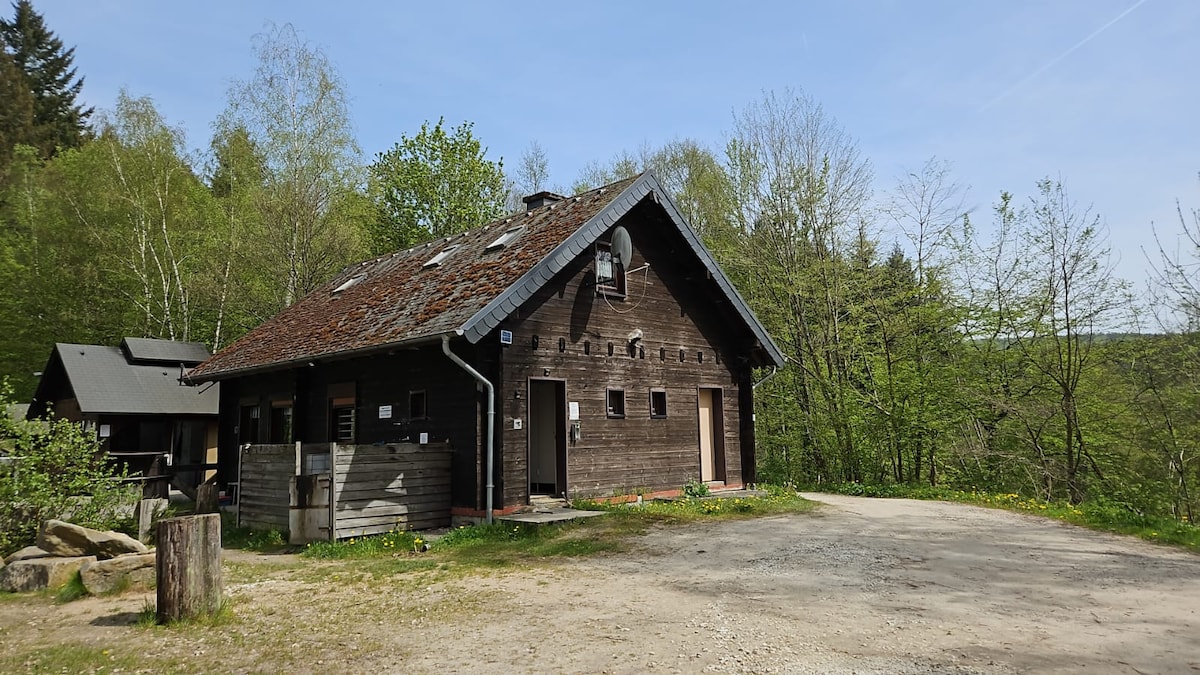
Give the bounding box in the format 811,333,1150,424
136,597,237,629
222,513,288,553
290,487,814,571
302,528,428,559
54,570,88,602
573,484,814,523
822,483,1200,550
0,644,163,673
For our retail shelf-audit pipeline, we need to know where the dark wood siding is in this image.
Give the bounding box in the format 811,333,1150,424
215,347,486,509
496,201,754,505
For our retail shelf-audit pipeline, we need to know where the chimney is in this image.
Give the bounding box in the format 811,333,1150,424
522,191,567,211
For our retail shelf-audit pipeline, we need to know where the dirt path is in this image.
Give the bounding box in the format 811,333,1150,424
2,494,1199,673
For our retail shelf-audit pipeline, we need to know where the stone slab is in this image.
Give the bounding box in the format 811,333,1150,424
0,556,96,593
4,546,52,564
81,552,157,595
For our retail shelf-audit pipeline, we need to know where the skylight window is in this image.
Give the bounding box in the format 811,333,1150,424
423,245,460,268
332,274,365,294
485,226,525,252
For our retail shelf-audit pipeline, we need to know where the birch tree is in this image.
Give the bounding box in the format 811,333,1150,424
222,23,364,307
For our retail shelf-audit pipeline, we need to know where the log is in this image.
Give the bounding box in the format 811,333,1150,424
156,514,223,623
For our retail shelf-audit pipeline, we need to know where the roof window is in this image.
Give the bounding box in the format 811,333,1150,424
423,244,460,268
332,274,365,294
485,226,525,252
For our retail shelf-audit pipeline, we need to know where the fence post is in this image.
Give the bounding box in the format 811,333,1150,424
328,442,337,541
156,513,223,623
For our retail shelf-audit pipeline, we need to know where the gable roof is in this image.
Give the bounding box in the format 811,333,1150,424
31,340,218,417
188,173,784,382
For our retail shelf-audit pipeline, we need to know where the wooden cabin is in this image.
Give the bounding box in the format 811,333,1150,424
187,173,783,518
28,338,220,497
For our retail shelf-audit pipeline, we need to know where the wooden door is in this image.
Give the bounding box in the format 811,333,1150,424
528,379,566,496
698,388,726,483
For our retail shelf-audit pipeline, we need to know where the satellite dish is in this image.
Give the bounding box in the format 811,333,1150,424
611,226,633,268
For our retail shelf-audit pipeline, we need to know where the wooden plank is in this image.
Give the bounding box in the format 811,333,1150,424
335,502,451,518
333,446,451,458
330,473,450,488
240,516,288,528
332,461,451,475
335,506,450,521
335,500,450,514
333,487,451,504
335,487,451,503
331,455,453,466
335,486,451,502
239,485,291,496
334,513,449,534
333,470,451,485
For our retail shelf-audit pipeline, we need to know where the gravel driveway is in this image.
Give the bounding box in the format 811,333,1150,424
427,493,1200,674
3,493,1198,674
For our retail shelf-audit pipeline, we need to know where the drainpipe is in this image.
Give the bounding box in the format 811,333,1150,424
752,365,778,390
442,334,495,524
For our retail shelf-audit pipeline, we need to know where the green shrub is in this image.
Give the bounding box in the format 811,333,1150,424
682,478,710,498
0,382,139,556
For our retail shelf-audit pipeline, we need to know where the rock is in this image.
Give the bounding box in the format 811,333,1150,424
37,520,148,560
91,530,148,559
80,552,156,595
0,556,95,593
3,546,52,564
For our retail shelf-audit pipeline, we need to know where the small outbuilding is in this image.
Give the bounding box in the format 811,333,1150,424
187,173,783,521
28,338,219,496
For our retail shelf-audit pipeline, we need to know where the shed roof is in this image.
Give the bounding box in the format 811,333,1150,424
121,337,211,365
188,173,784,381
32,341,218,416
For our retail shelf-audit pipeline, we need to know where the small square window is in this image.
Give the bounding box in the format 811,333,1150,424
606,388,626,418
650,389,667,418
409,390,427,420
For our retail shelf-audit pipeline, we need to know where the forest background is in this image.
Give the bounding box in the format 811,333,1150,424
2,4,1197,525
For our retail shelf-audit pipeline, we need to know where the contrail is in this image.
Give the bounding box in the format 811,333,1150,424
980,0,1150,112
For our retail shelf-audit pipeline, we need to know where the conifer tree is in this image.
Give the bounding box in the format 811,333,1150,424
0,0,92,156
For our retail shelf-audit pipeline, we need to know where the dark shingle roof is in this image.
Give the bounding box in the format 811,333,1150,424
47,343,218,415
188,174,783,381
122,337,211,365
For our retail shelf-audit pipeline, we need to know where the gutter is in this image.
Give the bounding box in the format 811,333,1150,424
441,334,496,524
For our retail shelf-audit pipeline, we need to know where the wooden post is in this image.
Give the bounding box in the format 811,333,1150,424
196,483,219,514
329,443,338,541
156,514,223,623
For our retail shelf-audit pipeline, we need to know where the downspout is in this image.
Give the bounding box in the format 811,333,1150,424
442,334,495,524
752,365,778,390
747,365,778,490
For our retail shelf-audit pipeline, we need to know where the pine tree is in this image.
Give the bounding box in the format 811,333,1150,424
0,0,92,156
0,48,33,183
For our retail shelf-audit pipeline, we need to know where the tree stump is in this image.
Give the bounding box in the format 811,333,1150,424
156,514,222,623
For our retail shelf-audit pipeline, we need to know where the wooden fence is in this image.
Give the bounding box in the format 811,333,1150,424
236,444,296,531
237,442,453,540
331,443,453,539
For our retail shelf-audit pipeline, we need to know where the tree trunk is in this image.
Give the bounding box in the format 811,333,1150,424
156,514,223,623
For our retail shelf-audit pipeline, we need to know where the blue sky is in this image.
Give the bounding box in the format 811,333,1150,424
32,0,1200,287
